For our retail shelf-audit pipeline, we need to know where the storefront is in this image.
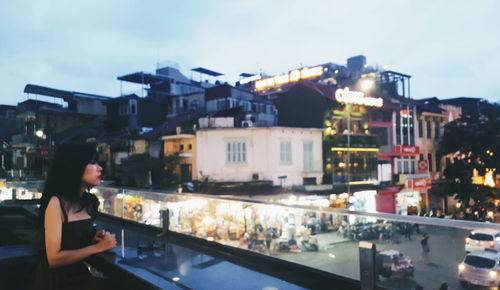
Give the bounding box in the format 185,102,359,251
162,194,343,253
324,87,383,185
329,193,350,208
97,188,162,226
396,190,421,215
347,190,377,212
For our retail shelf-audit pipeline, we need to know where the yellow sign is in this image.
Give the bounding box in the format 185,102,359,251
335,87,383,107
254,66,324,91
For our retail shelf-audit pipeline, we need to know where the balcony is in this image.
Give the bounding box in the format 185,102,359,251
325,134,380,148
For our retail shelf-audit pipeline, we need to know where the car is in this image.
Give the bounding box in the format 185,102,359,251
376,250,414,279
465,230,500,253
458,248,500,287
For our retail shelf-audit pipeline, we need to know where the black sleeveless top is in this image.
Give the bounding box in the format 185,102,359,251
34,197,99,290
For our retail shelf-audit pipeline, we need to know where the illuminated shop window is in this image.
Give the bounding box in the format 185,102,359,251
331,149,378,184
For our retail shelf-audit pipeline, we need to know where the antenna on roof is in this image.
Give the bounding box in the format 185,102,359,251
156,48,160,69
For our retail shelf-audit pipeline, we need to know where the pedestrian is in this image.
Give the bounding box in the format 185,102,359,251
404,223,412,240
34,143,117,290
420,233,430,262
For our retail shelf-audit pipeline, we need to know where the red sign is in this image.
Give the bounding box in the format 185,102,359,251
37,144,50,157
407,178,431,190
417,160,428,172
393,145,420,156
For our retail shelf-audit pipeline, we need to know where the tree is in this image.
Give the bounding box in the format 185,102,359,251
117,153,179,188
438,101,500,205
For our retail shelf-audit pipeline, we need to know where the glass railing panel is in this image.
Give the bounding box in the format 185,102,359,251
94,188,168,228
5,183,500,289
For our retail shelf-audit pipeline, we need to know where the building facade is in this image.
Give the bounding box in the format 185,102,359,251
196,127,323,186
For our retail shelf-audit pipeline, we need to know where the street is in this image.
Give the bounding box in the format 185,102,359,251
274,224,472,290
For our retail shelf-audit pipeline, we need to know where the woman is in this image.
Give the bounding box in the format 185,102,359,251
35,143,116,290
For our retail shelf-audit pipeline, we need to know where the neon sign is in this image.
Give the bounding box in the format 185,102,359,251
254,66,324,91
334,87,383,107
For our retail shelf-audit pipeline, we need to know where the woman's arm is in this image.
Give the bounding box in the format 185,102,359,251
44,196,116,268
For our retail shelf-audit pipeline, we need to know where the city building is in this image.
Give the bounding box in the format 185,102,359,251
196,127,323,186
205,83,277,127
3,84,111,179
162,133,197,182
117,65,220,121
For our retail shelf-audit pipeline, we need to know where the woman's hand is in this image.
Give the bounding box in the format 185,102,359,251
92,230,110,243
95,232,117,252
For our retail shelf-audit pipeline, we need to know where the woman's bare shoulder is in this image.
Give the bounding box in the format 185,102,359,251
47,195,63,211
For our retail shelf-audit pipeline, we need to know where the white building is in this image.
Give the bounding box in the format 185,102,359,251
196,127,323,186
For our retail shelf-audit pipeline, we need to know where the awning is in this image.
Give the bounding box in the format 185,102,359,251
191,67,223,77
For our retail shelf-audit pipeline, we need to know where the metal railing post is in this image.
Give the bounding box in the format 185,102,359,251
359,241,376,290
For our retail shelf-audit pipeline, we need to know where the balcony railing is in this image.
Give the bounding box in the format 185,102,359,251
3,182,500,290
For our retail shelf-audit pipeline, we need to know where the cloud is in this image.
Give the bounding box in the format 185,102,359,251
0,0,498,105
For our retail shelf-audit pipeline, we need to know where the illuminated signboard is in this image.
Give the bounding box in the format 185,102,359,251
407,178,432,190
335,87,383,107
393,145,420,156
254,66,324,91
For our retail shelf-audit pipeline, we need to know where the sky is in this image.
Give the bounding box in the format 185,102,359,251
1,0,499,105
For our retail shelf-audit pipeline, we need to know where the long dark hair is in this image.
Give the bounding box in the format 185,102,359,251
39,143,100,224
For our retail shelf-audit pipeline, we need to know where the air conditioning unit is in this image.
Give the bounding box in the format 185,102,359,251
242,120,253,127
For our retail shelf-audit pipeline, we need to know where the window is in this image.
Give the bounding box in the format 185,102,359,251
129,99,137,115
435,122,440,139
427,120,432,139
303,142,313,172
119,102,129,115
180,145,184,151
188,144,192,150
436,155,441,172
371,127,389,147
190,100,199,112
226,142,246,163
418,120,423,138
217,99,226,110
428,153,433,172
396,104,415,145
280,141,292,164
395,157,416,174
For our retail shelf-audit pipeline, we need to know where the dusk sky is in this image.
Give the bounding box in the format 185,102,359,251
1,0,499,105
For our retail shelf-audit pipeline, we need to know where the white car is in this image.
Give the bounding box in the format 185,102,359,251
458,249,500,287
465,230,500,253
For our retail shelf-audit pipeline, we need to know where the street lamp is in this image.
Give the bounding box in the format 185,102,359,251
35,129,52,178
35,129,45,139
360,79,375,91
